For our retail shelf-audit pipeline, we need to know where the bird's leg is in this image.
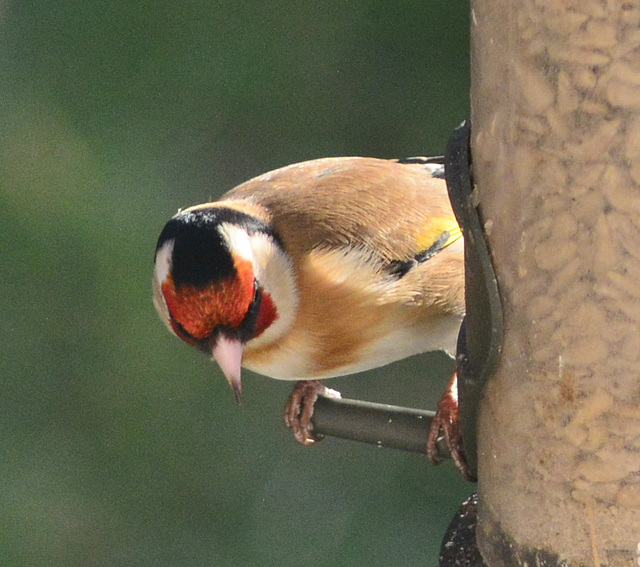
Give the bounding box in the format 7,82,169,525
285,380,341,445
426,370,472,480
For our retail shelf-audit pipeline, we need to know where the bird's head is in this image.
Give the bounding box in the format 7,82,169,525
153,205,296,403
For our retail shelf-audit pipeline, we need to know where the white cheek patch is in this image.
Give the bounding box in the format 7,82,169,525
218,223,254,263
154,240,174,285
246,232,298,349
152,239,174,332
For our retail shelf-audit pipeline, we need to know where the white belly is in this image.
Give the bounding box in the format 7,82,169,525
243,312,462,381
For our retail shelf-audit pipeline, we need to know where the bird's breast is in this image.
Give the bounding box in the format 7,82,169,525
241,246,462,380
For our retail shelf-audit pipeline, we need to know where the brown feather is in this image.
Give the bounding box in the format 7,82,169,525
206,157,467,379
223,157,456,263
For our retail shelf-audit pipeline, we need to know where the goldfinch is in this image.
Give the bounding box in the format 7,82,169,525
153,157,466,473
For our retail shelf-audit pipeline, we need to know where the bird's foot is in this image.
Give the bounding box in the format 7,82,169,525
284,380,341,445
426,372,473,481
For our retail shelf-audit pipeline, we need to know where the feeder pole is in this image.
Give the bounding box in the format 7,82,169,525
472,1,640,565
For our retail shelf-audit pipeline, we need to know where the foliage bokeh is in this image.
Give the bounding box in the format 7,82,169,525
1,2,471,565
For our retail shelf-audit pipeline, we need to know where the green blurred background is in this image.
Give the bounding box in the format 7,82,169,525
1,2,471,565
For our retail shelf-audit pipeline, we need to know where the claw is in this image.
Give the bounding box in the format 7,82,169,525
285,380,340,445
426,370,473,481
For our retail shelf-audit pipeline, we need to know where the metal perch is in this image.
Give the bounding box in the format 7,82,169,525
310,394,451,461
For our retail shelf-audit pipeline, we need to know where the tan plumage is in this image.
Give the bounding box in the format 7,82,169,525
223,157,459,263
159,157,464,384
229,158,464,379
153,156,467,472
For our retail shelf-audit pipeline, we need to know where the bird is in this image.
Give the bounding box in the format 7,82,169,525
152,156,468,476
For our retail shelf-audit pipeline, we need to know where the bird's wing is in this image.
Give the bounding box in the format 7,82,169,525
223,156,460,269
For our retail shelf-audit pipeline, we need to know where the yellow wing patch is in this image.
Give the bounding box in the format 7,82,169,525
416,216,462,253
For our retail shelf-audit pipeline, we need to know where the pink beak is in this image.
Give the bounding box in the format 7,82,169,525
212,335,245,405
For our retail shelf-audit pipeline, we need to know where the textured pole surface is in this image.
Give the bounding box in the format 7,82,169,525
471,1,640,565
